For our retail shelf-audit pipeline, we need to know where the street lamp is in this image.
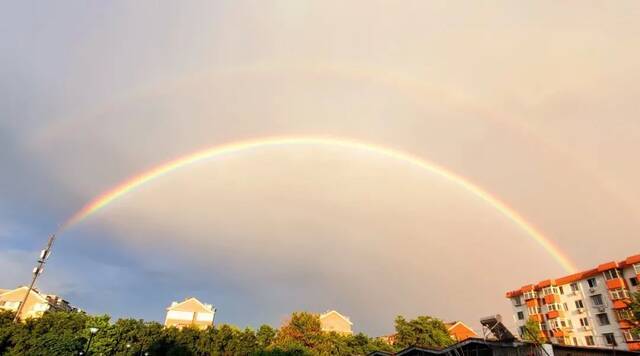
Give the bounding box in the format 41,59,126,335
84,327,99,355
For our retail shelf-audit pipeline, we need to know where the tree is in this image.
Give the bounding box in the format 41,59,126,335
393,315,454,349
273,312,322,351
256,324,277,349
521,318,544,344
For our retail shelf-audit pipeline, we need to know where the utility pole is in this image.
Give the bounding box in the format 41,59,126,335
13,234,56,323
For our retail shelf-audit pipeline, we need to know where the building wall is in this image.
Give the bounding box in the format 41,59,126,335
320,312,353,335
0,287,72,320
506,254,640,352
164,298,215,330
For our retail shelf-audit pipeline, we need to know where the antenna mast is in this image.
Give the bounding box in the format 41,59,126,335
13,234,56,323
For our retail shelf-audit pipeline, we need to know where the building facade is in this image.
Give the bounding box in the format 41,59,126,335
164,297,216,330
320,310,354,335
0,286,74,320
506,253,640,351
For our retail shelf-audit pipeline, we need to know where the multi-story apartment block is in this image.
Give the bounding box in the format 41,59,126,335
506,254,640,351
0,286,75,320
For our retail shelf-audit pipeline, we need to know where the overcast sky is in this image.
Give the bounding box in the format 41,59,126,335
2,1,639,335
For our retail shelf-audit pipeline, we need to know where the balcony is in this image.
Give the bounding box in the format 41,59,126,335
606,278,626,290
546,310,564,319
544,294,561,304
530,314,544,323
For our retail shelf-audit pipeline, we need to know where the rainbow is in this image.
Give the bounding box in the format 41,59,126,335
61,135,577,273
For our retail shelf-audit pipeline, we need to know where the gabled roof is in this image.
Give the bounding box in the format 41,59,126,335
167,297,214,313
445,321,476,334
319,310,353,325
0,286,48,303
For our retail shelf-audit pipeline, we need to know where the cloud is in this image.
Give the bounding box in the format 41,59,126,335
1,0,640,335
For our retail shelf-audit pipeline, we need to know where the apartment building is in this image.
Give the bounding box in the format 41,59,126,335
320,310,354,335
164,297,216,330
506,253,640,351
0,286,75,320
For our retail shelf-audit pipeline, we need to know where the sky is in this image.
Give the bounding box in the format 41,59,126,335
1,1,640,336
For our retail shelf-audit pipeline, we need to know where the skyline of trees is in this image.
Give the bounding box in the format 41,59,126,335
1,310,452,355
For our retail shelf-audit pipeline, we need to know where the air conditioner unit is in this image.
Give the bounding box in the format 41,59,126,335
589,288,597,294
576,308,585,314
597,306,607,313
582,326,592,331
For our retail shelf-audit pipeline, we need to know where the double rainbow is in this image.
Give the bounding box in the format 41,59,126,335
61,135,577,273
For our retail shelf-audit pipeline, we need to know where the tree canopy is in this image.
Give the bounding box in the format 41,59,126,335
520,318,544,344
0,310,395,355
393,315,454,349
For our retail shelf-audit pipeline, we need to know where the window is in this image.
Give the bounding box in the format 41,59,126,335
623,330,640,342
1,301,20,310
513,296,522,306
596,313,610,326
572,337,578,346
524,290,538,300
603,333,616,346
631,277,639,287
585,336,595,346
528,306,541,315
32,303,49,312
634,263,640,275
616,309,633,320
517,311,524,320
563,303,569,311
591,294,604,306
542,286,559,296
587,278,598,288
609,288,630,300
548,303,563,312
559,286,564,295
570,283,579,293
579,317,589,327
604,269,621,280
575,300,584,309
519,326,526,338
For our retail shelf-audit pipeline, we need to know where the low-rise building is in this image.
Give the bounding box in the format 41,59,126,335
320,310,354,335
164,297,216,330
0,286,75,319
506,253,640,351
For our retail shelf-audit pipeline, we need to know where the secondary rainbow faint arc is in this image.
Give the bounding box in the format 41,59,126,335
61,136,577,273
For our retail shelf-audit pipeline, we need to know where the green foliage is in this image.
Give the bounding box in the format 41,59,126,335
521,318,544,344
273,312,323,351
393,315,454,349
0,310,393,355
